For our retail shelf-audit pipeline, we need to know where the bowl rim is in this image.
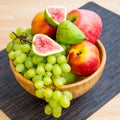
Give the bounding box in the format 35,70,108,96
10,40,106,90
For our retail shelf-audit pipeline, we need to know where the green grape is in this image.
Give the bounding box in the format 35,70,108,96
9,32,16,40
14,60,17,66
61,72,76,84
28,50,35,57
61,63,71,73
53,76,66,84
8,51,15,60
32,55,43,64
25,28,33,36
32,75,43,82
15,53,26,64
24,72,31,79
47,55,56,64
13,38,21,44
25,57,33,69
59,95,70,108
56,54,67,64
52,75,61,79
22,44,31,53
59,77,67,85
49,97,59,108
53,90,62,101
26,68,36,78
7,28,75,119
52,105,62,118
45,63,53,72
63,91,73,101
24,72,28,78
36,66,45,76
15,63,25,72
44,104,52,115
13,44,22,50
35,88,45,98
44,88,53,98
34,80,44,89
44,71,52,77
45,97,51,103
53,78,64,88
26,35,33,41
25,28,33,41
37,62,45,67
16,27,25,36
6,41,14,52
43,77,52,86
21,67,27,75
14,50,22,58
52,64,62,76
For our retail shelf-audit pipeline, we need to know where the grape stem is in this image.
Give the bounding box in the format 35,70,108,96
12,32,32,44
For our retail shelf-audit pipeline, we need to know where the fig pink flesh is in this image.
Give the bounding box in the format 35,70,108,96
33,35,61,54
48,8,65,23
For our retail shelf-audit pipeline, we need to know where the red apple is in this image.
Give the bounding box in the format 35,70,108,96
31,11,57,38
67,41,100,76
67,9,102,43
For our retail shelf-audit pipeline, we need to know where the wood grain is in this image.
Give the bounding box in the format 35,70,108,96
0,0,120,50
87,93,120,120
0,110,10,120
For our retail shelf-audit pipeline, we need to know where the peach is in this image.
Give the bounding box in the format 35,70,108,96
31,11,57,38
67,41,100,76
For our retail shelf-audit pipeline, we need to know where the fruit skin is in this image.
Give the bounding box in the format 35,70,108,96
67,9,102,43
31,11,57,38
56,20,86,45
44,6,67,27
67,41,100,76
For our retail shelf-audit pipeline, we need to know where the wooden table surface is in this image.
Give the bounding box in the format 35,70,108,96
0,0,120,120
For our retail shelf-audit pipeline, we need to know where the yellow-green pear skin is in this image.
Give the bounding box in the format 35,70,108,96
56,20,86,44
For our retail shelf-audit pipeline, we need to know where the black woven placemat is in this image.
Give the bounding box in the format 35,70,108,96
0,2,120,120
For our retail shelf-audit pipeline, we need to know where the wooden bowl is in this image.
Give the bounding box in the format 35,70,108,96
9,40,106,99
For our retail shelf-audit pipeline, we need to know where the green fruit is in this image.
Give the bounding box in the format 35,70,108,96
56,20,86,44
32,34,64,56
61,72,76,84
44,104,52,115
44,6,67,27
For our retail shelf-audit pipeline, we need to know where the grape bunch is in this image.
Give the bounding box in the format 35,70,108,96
6,27,76,118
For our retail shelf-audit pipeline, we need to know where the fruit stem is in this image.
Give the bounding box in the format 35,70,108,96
77,51,82,55
12,32,32,44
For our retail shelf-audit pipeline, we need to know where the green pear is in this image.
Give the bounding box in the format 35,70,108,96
56,20,86,44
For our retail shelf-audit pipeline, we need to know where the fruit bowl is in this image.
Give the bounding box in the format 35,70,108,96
9,40,106,99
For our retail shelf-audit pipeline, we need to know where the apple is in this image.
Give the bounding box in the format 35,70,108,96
67,9,102,43
31,11,57,38
67,41,100,76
